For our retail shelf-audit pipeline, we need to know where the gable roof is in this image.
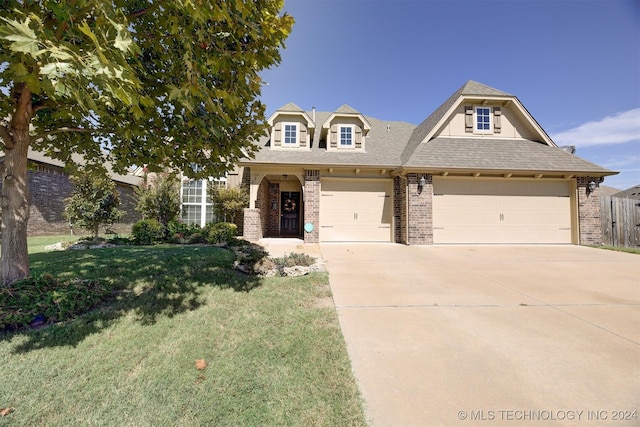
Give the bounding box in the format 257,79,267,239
244,81,617,177
321,104,372,132
267,102,315,127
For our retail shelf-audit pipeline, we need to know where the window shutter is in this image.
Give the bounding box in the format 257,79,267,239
300,124,307,147
355,126,362,149
330,124,337,148
273,122,282,146
494,107,502,133
465,106,473,132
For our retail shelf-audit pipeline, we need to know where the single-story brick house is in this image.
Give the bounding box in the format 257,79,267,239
239,80,616,245
0,149,142,236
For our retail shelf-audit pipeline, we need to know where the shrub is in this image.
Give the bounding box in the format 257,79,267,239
135,173,181,227
132,219,163,245
272,252,316,269
204,222,238,244
0,274,112,331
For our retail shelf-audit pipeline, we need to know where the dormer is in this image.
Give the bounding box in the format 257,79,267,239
267,102,315,150
321,104,372,152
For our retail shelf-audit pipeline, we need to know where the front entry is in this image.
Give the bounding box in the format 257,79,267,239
280,191,300,236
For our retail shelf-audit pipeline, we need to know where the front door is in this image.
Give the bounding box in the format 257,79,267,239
280,191,300,236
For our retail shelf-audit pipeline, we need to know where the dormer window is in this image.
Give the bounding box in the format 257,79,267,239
339,125,354,147
283,123,299,146
475,107,492,132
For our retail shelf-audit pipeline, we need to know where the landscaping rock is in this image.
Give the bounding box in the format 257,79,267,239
44,242,65,251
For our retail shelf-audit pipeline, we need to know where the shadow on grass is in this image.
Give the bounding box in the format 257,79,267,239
2,245,262,353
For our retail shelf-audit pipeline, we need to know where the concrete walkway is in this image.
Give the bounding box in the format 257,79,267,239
321,244,640,426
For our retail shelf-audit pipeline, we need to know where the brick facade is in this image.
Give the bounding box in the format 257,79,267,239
394,176,407,244
268,182,280,236
406,173,433,244
577,176,603,245
303,169,320,243
0,165,140,236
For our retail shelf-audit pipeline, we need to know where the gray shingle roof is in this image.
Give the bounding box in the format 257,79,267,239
245,81,616,177
404,137,612,174
248,111,415,167
612,185,640,199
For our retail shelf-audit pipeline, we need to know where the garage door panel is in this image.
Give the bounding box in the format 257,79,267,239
433,179,572,244
320,179,392,242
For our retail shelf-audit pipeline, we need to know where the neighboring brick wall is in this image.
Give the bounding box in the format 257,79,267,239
577,177,603,245
406,173,433,245
0,166,140,236
242,208,262,241
303,169,320,243
394,175,407,244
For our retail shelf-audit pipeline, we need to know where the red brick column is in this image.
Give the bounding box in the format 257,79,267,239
303,169,320,243
577,177,602,245
407,173,433,245
394,176,407,244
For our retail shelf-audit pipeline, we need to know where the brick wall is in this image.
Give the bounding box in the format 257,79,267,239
257,178,269,238
0,166,140,236
406,173,433,245
268,182,280,236
303,169,320,243
577,176,603,245
394,176,407,244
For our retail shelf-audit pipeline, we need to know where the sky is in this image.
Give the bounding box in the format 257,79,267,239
259,0,640,190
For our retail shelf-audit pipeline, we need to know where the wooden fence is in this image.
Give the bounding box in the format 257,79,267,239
600,196,640,248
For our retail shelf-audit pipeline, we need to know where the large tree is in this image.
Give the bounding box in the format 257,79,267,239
0,1,293,284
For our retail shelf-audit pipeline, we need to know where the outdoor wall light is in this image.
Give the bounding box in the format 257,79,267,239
588,180,597,193
418,175,427,188
271,200,277,210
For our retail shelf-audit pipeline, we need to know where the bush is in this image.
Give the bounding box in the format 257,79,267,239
272,252,316,269
0,274,112,331
204,222,238,244
132,219,163,245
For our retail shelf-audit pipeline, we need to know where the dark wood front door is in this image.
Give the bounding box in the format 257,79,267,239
280,191,300,236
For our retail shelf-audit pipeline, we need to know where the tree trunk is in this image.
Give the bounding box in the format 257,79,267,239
1,84,32,285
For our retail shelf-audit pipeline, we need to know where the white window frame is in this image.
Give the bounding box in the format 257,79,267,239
474,106,492,133
180,176,227,227
282,122,299,146
338,124,355,147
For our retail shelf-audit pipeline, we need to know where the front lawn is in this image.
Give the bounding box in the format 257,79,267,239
0,244,365,426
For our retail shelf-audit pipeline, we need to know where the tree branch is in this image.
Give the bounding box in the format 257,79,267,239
128,4,161,20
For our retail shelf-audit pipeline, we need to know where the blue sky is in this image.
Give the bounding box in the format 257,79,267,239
260,0,640,190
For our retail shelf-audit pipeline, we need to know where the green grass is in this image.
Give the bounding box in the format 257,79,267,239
588,244,640,255
0,243,365,426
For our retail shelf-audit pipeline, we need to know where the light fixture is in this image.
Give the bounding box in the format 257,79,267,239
588,180,597,192
418,175,426,188
282,174,288,179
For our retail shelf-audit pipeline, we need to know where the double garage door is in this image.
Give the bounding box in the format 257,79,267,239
433,178,573,244
320,179,392,242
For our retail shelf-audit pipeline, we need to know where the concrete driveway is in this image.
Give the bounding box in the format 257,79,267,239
321,244,640,426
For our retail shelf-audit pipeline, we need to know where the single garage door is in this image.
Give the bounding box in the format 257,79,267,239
433,178,572,244
320,179,392,242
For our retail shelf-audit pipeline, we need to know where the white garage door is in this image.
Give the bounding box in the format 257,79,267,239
433,178,572,244
320,179,392,242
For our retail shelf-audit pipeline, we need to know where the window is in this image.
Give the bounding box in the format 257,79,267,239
339,125,354,147
283,123,298,145
475,107,492,132
180,177,226,226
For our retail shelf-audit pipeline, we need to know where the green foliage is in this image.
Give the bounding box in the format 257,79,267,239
0,274,111,331
210,186,249,225
0,0,293,283
135,173,181,227
273,252,316,268
131,219,163,245
64,172,124,238
204,222,238,244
